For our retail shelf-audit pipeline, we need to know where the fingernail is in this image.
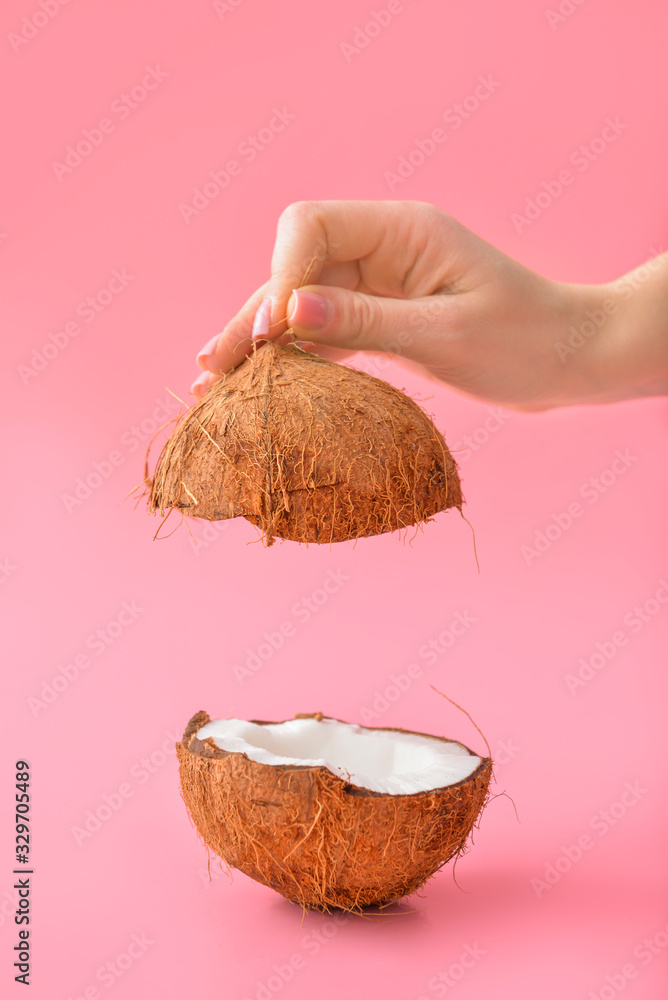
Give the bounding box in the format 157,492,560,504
287,289,330,331
196,333,221,370
252,297,273,340
190,371,213,398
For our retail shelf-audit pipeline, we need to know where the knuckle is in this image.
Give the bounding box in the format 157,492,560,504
348,293,378,345
421,201,451,229
278,200,319,226
275,202,329,286
400,199,440,220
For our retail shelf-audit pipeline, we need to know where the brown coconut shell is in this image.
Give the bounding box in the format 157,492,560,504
177,710,492,914
148,342,462,545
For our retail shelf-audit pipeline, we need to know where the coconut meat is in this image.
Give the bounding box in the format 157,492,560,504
197,716,481,795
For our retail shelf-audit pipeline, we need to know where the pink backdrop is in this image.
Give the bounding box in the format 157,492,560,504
2,1,667,997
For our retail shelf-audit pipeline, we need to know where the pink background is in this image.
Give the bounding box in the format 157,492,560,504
2,1,667,997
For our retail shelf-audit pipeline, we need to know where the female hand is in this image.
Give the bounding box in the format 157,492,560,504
192,200,668,411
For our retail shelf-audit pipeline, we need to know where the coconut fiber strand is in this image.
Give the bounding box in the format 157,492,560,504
149,342,462,545
177,711,492,914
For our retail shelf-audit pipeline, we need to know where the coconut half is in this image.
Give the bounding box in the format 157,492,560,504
149,342,462,545
177,711,492,913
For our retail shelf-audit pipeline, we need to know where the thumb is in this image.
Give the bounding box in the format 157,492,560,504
284,285,423,356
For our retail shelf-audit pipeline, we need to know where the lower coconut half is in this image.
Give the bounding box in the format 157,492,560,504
177,711,492,913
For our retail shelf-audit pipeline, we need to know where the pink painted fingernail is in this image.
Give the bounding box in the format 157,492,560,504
252,297,273,340
196,333,221,370
190,371,214,398
287,289,330,331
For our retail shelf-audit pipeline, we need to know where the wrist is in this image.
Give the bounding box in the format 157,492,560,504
605,253,668,400
549,254,668,406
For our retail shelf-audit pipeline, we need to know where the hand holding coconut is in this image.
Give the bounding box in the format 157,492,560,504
193,200,668,410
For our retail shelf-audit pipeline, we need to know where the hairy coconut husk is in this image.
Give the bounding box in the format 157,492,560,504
177,711,492,914
149,342,462,545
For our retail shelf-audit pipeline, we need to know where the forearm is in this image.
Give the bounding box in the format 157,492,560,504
557,252,668,406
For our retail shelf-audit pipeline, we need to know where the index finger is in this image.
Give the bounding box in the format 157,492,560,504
269,199,413,310
195,200,418,381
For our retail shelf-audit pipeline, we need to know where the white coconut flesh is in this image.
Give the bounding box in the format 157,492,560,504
197,716,481,795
